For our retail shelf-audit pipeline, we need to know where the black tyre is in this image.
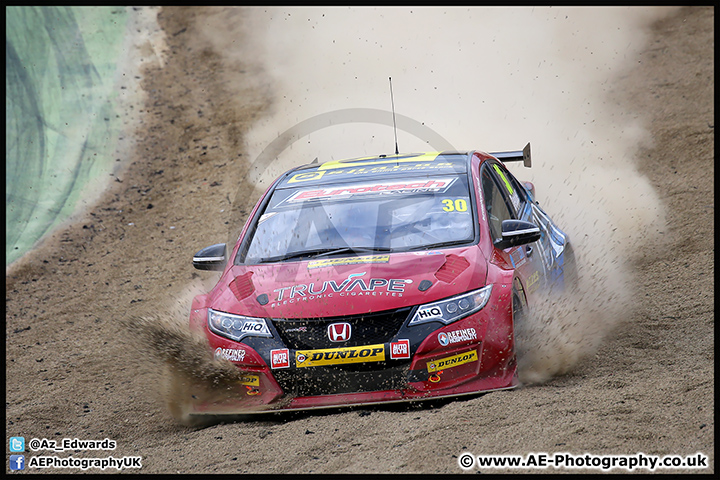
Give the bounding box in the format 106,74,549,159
512,285,526,328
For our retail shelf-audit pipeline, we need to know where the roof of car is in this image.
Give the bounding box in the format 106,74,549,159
276,151,473,189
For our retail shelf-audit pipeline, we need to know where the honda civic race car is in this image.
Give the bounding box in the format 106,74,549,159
188,143,575,416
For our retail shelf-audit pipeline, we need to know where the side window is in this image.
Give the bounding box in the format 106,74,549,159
490,162,525,216
481,165,515,243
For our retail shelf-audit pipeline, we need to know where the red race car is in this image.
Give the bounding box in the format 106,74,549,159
188,144,576,417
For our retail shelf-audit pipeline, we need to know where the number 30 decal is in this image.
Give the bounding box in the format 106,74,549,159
442,199,468,212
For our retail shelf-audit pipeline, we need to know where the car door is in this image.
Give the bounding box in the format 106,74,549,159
480,161,546,301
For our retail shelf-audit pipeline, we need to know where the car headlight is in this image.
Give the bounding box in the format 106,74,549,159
408,285,493,326
207,309,273,342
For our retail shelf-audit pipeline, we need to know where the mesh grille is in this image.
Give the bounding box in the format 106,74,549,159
272,362,411,396
271,307,412,349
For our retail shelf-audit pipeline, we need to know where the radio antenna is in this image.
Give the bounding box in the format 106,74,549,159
389,77,399,155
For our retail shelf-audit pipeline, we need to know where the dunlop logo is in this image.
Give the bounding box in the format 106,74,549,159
288,171,325,183
307,255,390,269
296,344,385,367
238,375,260,387
426,350,478,373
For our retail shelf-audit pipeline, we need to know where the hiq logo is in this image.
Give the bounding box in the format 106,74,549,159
417,306,442,320
9,436,25,452
9,455,25,471
241,322,268,333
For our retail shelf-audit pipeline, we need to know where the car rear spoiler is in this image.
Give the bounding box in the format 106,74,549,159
489,142,531,168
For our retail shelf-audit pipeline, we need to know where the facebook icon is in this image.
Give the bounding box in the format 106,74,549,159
10,455,25,471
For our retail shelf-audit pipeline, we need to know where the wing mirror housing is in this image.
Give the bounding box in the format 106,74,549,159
495,220,541,250
193,243,227,271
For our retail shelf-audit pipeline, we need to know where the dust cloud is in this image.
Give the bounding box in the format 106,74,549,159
190,7,673,385
122,280,293,425
122,282,241,425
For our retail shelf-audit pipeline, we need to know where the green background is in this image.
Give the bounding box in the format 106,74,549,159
6,6,129,265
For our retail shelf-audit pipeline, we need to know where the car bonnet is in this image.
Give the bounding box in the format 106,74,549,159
208,246,488,319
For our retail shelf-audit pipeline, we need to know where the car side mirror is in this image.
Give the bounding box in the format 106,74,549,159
192,243,227,271
495,220,541,250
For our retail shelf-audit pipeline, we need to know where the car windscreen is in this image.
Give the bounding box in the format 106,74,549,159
240,174,476,264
